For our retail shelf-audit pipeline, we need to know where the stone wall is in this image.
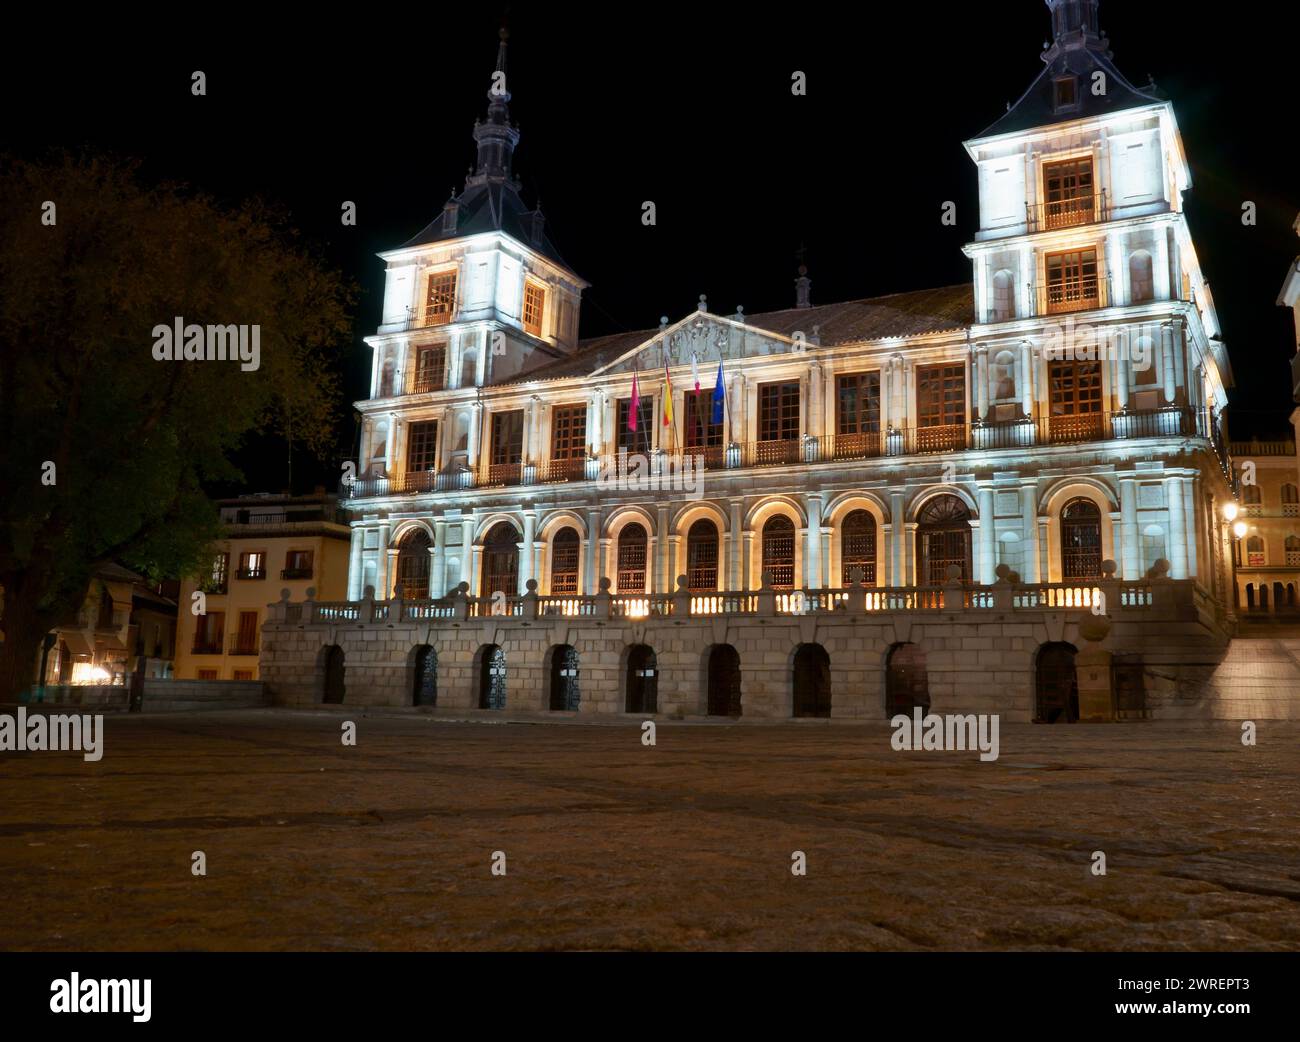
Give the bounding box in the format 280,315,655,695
259,581,1270,721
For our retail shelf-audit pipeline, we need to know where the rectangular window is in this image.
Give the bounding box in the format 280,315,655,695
617,396,654,452
424,269,457,325
203,552,228,594
915,363,966,452
490,411,525,465
836,372,881,435
194,611,225,653
523,282,546,337
1046,248,1100,313
550,405,587,460
758,382,801,442
197,669,219,681
411,343,446,393
232,670,254,681
236,552,265,580
406,421,439,472
1053,76,1077,110
1043,158,1094,229
233,611,258,654
683,390,724,451
283,549,314,580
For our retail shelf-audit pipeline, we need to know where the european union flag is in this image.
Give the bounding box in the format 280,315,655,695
711,361,725,426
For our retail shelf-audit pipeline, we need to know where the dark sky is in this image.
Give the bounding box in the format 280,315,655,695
9,2,1298,492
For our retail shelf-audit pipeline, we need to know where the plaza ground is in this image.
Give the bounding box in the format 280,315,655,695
2,709,1298,951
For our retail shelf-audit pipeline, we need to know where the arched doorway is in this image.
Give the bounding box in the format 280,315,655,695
478,644,506,710
412,645,437,706
549,527,580,595
1035,643,1079,723
549,645,580,711
706,644,742,716
841,509,876,586
1060,498,1102,580
396,528,432,599
885,643,929,717
481,522,520,598
917,496,971,585
322,645,346,704
625,645,657,713
792,643,831,718
762,515,796,589
617,523,648,593
686,519,720,592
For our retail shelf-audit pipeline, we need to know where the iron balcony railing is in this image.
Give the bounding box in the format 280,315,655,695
228,639,259,656
1027,189,1107,232
343,406,1225,497
235,567,265,581
1041,274,1109,316
281,567,313,580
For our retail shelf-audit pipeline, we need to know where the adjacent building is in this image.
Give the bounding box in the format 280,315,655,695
175,492,350,680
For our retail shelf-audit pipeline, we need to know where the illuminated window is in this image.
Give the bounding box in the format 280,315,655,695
424,269,457,325
841,510,876,586
203,552,228,594
758,382,800,442
523,282,546,336
617,396,653,453
406,421,439,472
617,523,648,593
550,405,587,461
1246,536,1265,567
687,519,719,592
412,343,446,393
283,550,314,579
1285,535,1300,566
236,552,265,580
550,528,580,595
762,516,796,589
836,373,881,435
1046,248,1099,313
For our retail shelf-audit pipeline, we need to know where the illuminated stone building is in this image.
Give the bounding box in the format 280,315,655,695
263,3,1252,719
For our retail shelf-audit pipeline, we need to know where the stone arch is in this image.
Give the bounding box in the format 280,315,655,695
474,513,522,545
825,494,889,588
389,518,436,548
480,522,521,600
623,643,658,714
615,521,650,594
545,643,581,712
791,643,831,718
909,485,979,522
915,494,973,586
1041,479,1117,584
539,510,587,596
395,527,433,600
671,502,730,588
685,518,721,592
409,644,438,707
746,498,805,589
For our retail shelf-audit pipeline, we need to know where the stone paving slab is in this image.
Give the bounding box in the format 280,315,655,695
1,709,1297,951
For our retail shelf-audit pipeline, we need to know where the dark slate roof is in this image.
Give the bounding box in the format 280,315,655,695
398,180,573,271
977,42,1165,140
512,284,974,384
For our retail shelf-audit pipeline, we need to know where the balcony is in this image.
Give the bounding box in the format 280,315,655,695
342,407,1223,498
409,374,446,395
229,640,259,656
281,567,314,580
191,641,224,655
1042,274,1107,316
1028,190,1106,233
235,567,265,581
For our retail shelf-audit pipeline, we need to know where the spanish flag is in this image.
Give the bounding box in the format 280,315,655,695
662,363,674,427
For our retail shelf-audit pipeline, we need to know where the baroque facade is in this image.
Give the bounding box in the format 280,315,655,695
262,2,1247,720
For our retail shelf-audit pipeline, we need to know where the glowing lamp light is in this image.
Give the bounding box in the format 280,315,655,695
1232,520,1249,540
1222,502,1239,522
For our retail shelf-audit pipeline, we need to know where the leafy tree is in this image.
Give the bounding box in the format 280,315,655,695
0,153,354,699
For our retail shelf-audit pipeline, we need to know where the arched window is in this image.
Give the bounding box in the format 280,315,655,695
917,495,972,586
1246,536,1265,567
1129,251,1154,303
991,270,1015,322
1285,535,1300,566
396,528,432,599
1282,484,1299,514
1060,498,1102,580
549,527,580,595
992,349,1017,401
841,510,876,586
686,519,719,592
481,522,520,597
762,516,796,589
1242,484,1262,505
616,523,648,593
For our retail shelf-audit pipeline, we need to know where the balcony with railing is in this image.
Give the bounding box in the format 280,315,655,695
1042,273,1108,315
229,638,260,656
281,567,314,580
1028,190,1107,233
235,567,265,581
343,407,1225,499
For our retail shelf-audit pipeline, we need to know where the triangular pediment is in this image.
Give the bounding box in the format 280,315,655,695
589,311,804,377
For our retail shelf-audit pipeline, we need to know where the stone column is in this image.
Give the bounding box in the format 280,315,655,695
466,402,483,479
1161,323,1176,404
807,361,822,438
1173,318,1186,401
976,346,990,420
1166,476,1187,579
385,548,400,599
805,494,823,589
1115,326,1130,410
461,517,475,595
585,509,601,595
978,486,996,585
1183,477,1198,580
657,505,670,593
431,519,447,597
891,491,907,586
1119,477,1139,580
742,531,755,591
384,415,397,474
520,510,537,594
1021,484,1040,583
377,522,391,595
1156,226,1171,300
667,535,682,592
729,500,743,591
347,526,364,600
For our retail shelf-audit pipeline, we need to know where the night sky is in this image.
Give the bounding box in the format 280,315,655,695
9,3,1297,493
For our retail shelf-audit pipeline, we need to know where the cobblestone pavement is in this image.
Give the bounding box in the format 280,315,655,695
2,710,1298,951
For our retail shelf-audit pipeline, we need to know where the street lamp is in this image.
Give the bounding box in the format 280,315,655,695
1222,501,1239,523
